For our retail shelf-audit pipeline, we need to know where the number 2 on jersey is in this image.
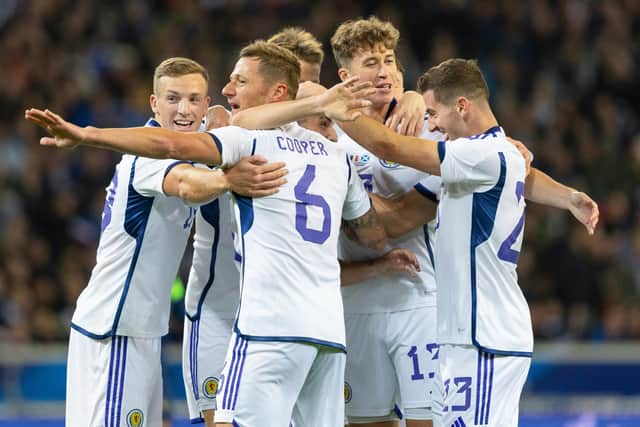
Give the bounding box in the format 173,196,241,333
294,164,331,244
101,168,118,233
498,181,525,264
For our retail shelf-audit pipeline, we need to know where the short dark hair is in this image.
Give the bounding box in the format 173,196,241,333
416,58,489,105
239,40,301,100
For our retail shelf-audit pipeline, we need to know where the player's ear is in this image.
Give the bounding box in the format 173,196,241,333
271,82,289,102
456,97,469,115
150,94,158,114
338,68,350,82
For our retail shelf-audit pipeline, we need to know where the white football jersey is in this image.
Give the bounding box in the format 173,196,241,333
435,126,533,356
207,123,371,350
339,121,444,313
71,119,194,338
184,193,240,321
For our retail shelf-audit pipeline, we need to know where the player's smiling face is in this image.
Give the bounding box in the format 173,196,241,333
340,43,395,109
150,73,210,132
222,57,274,116
423,89,465,140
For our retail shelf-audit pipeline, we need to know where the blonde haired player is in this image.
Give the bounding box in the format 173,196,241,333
46,57,285,427
26,41,384,427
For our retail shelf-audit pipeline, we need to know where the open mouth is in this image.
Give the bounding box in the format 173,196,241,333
228,102,240,112
173,119,195,128
375,83,392,90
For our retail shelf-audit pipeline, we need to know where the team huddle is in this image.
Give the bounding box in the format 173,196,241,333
25,17,599,427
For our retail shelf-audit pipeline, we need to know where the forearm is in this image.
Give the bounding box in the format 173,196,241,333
230,96,322,129
371,190,437,238
340,259,385,286
83,127,219,164
370,193,419,238
175,168,229,203
339,116,441,175
346,207,388,252
525,167,572,209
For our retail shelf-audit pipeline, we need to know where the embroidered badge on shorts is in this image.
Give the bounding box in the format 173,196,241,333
126,409,144,427
203,377,220,399
344,382,352,404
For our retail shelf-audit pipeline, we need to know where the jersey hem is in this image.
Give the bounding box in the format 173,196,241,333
343,300,437,314
70,323,166,340
473,339,533,357
234,325,346,352
437,340,533,357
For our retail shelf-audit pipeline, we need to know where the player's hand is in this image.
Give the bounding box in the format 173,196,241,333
206,105,231,130
377,248,420,278
24,108,84,149
385,91,425,137
223,155,288,197
507,137,533,176
320,76,374,122
568,191,599,235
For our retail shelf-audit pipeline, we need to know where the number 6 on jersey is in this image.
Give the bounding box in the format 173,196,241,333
294,164,331,244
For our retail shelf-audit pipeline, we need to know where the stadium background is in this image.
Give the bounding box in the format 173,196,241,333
0,0,638,425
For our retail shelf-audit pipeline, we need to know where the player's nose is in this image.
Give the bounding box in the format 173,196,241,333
177,99,190,115
221,82,235,97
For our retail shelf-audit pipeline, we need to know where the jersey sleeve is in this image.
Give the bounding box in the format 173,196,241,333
414,175,442,203
342,157,372,220
130,157,190,197
206,125,255,167
438,139,501,194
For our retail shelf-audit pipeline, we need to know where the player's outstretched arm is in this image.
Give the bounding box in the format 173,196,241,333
163,156,288,203
369,191,437,238
385,91,426,137
25,108,221,165
343,206,388,252
525,168,599,235
339,115,441,175
230,76,374,129
340,248,420,286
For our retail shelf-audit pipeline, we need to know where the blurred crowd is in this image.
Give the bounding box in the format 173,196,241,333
0,0,638,344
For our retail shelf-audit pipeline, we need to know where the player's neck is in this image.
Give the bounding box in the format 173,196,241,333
466,107,498,137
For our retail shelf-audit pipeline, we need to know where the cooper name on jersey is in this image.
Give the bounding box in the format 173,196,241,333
276,135,329,157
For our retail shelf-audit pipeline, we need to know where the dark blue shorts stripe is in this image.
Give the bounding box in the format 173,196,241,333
231,339,249,410
222,334,242,410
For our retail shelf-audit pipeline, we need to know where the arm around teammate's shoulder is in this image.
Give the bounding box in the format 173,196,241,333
338,115,441,175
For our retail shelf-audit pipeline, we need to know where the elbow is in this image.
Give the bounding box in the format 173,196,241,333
177,180,196,202
177,180,208,204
